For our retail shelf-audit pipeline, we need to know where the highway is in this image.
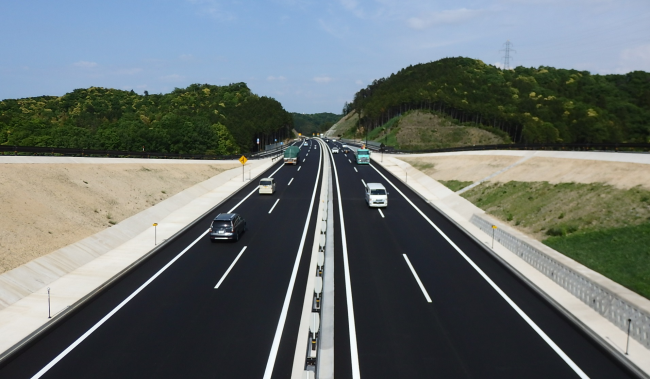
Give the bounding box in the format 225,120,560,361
326,139,637,378
0,138,641,378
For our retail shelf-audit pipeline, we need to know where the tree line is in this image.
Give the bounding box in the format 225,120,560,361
345,57,650,144
292,112,341,136
0,83,293,155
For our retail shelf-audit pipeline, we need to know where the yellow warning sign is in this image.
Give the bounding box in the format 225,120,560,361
239,155,248,165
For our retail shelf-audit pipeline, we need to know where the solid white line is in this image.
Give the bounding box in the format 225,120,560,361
288,178,294,185
369,164,589,379
361,179,366,187
378,208,385,218
263,142,323,379
403,254,432,303
268,199,280,214
227,163,284,213
298,166,301,171
354,167,358,173
32,230,210,379
328,143,362,378
214,246,248,289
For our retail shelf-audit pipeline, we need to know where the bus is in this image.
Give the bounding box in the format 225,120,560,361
355,148,370,164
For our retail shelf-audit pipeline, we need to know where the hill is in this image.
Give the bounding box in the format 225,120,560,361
292,112,341,136
0,83,293,154
346,57,650,145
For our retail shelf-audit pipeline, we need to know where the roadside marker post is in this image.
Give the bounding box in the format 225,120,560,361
492,225,497,249
239,155,248,182
153,223,158,245
47,287,51,319
626,319,632,355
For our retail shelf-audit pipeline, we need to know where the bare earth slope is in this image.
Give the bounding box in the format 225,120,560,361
0,162,237,274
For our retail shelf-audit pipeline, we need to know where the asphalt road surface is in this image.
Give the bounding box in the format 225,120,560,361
0,138,640,378
325,139,637,379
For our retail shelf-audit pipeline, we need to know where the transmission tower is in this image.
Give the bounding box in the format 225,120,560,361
500,40,516,70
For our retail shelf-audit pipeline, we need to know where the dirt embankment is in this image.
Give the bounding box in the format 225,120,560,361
0,163,237,274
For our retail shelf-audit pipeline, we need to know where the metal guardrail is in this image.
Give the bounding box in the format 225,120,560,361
471,214,650,350
0,145,245,160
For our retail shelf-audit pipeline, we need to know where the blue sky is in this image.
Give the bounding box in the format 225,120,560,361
1,0,649,114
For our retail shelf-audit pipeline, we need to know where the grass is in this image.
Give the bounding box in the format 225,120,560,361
460,180,650,298
438,180,474,192
544,223,650,299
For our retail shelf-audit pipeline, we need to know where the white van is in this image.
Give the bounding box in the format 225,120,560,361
259,178,276,195
365,183,388,208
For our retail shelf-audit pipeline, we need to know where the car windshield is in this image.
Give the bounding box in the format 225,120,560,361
370,189,386,195
212,221,231,228
260,180,272,186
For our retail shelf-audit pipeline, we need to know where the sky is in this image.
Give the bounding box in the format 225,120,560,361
1,0,649,114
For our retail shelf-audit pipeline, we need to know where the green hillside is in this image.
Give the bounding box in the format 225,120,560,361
346,57,650,145
0,83,293,155
292,112,340,136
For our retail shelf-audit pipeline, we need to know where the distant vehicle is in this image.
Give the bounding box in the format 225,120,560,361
259,177,276,195
365,183,388,208
342,145,350,153
209,213,247,241
355,148,370,164
332,147,339,154
304,142,309,146
284,146,300,165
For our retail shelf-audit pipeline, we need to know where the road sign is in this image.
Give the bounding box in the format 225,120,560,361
239,155,248,165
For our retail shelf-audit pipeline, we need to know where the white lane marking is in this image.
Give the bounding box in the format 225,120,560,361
32,162,286,377
263,139,323,379
288,178,294,186
348,159,351,163
378,208,385,218
403,254,432,303
298,166,302,171
361,179,366,187
32,230,210,379
327,144,362,378
307,153,309,156
214,246,248,289
303,158,306,162
227,163,284,213
268,199,280,214
354,167,358,173
369,164,589,379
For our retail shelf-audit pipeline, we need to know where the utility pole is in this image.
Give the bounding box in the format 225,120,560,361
500,40,516,70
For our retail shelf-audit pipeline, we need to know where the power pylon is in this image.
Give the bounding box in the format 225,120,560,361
500,40,516,70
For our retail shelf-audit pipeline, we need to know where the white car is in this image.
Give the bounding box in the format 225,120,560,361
304,142,309,146
332,147,339,154
259,178,276,195
365,183,388,208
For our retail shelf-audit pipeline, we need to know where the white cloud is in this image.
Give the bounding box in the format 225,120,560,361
407,8,483,30
267,75,287,81
314,76,332,83
73,61,98,68
355,79,363,85
318,19,349,38
160,74,185,82
187,0,235,21
493,61,505,69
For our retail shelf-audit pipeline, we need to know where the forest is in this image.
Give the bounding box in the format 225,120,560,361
345,57,650,144
292,112,341,136
0,83,293,155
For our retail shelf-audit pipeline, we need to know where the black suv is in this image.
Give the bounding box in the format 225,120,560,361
209,213,247,242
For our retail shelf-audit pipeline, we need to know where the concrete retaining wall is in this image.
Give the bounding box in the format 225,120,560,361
471,214,650,349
